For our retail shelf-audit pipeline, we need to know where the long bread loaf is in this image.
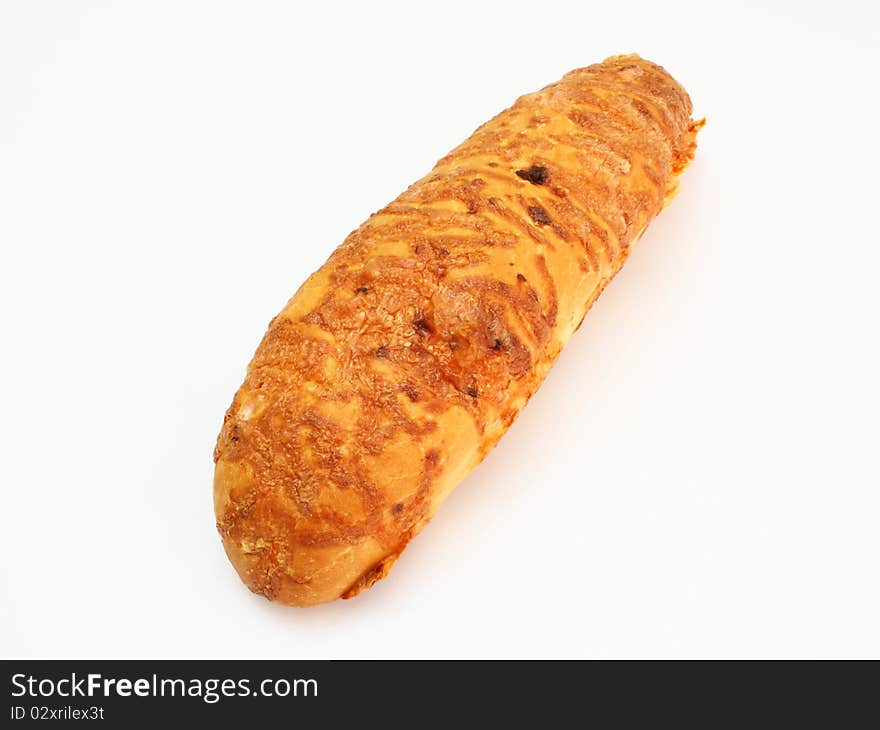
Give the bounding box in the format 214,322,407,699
214,54,701,606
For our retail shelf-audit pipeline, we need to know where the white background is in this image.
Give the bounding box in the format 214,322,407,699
2,1,878,659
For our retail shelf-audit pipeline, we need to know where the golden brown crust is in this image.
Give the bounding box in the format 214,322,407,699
214,54,701,606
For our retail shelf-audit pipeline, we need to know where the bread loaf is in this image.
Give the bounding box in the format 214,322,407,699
214,54,701,606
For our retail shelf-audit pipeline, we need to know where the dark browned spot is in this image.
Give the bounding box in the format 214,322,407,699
633,100,653,119
425,449,440,466
376,346,389,358
413,314,434,336
516,273,526,282
492,338,504,351
467,386,478,399
401,383,419,402
448,338,460,351
487,161,498,167
355,286,369,294
515,165,548,185
528,205,551,226
392,502,404,514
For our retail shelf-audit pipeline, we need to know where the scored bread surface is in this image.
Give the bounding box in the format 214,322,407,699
214,54,701,606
